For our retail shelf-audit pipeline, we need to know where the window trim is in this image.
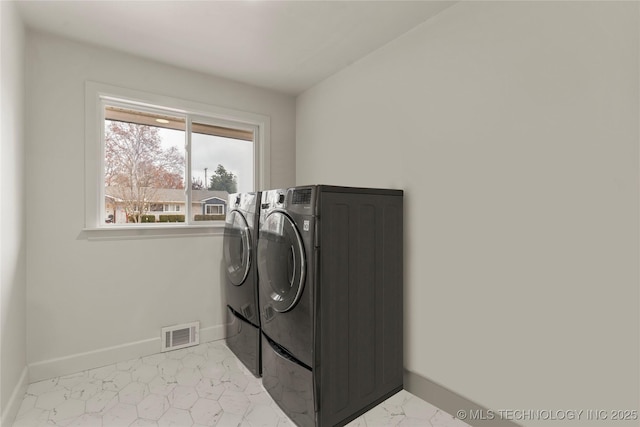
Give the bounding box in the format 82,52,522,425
84,81,270,239
205,204,225,215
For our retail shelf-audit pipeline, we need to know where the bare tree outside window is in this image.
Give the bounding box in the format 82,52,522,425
105,120,184,223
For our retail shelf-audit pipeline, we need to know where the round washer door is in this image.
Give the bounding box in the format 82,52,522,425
257,211,306,312
223,210,251,286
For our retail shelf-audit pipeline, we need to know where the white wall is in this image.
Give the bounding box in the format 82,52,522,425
25,31,296,379
297,2,639,426
0,0,27,423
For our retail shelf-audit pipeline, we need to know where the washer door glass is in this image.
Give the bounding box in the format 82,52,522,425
223,210,251,286
258,211,306,313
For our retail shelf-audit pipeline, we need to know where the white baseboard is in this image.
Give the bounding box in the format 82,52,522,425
199,323,226,343
2,366,29,427
404,370,520,427
28,324,225,383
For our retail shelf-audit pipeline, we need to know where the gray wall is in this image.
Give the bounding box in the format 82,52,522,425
296,2,639,426
24,31,296,379
0,0,27,423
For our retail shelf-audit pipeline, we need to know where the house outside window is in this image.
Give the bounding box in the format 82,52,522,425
105,188,229,224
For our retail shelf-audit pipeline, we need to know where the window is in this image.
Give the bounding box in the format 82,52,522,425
85,82,270,237
205,204,225,215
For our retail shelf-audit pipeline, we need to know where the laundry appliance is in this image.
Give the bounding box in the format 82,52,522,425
257,185,404,426
223,192,261,377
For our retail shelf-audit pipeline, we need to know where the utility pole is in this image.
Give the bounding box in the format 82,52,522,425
204,167,208,190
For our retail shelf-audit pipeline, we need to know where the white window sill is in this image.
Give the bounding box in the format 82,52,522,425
82,223,225,241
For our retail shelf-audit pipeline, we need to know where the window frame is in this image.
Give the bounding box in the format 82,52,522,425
84,81,270,240
205,204,225,215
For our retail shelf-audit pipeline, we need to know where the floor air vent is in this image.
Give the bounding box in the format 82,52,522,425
161,321,199,352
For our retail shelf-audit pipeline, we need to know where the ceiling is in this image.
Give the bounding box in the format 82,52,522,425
16,0,455,95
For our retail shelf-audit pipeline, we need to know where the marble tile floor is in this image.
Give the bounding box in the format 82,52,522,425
13,340,471,427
